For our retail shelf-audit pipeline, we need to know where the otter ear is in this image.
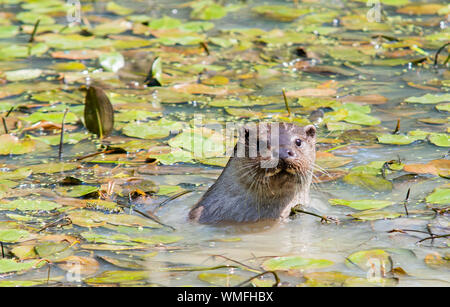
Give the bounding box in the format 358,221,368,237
304,125,316,139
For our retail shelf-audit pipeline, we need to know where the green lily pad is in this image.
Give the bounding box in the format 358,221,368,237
1,199,61,211
115,110,161,122
329,199,395,210
0,229,30,243
56,185,99,197
429,133,450,147
133,235,183,245
0,168,32,180
198,273,246,286
5,69,42,81
345,249,392,272
262,256,333,271
351,210,403,221
0,135,37,155
25,162,78,174
436,103,450,112
20,111,78,124
148,148,193,165
0,25,19,38
344,111,380,126
377,133,425,145
302,271,355,287
106,2,134,15
343,172,393,191
16,11,55,25
425,188,450,205
0,259,40,274
405,93,450,104
122,119,184,140
84,270,149,285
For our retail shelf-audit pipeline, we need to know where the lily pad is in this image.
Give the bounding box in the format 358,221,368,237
425,188,450,205
405,93,450,104
84,270,149,285
262,256,333,271
329,199,395,211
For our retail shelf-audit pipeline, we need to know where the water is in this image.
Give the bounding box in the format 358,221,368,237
0,0,448,286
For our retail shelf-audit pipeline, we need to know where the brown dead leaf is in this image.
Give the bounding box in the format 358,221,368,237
339,94,387,105
403,159,450,176
57,255,100,276
397,4,445,15
51,50,104,60
316,151,353,169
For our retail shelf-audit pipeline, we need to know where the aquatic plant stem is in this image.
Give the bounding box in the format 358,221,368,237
58,108,69,161
282,88,291,117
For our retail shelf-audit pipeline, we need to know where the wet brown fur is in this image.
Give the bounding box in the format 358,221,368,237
189,123,316,224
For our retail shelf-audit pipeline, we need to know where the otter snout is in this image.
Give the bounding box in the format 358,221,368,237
279,147,296,160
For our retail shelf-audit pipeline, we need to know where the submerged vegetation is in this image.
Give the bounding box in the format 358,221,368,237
0,0,448,286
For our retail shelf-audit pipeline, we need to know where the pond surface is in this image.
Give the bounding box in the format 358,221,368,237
0,0,449,286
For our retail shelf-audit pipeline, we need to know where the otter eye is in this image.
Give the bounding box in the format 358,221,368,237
295,139,302,146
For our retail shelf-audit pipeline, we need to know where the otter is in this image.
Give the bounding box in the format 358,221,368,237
189,122,317,224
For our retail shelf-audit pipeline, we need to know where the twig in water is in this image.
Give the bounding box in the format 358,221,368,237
282,88,291,117
433,42,450,67
417,234,450,244
58,108,69,161
117,200,176,231
403,188,410,216
200,42,210,55
153,190,193,213
1,107,14,134
38,216,72,233
211,254,260,273
28,19,40,43
292,208,339,224
392,119,400,134
234,271,280,287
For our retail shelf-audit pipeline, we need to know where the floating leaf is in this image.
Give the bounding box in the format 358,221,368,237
5,69,42,81
56,185,99,197
429,133,450,147
0,259,40,274
252,5,310,22
425,188,450,205
345,249,392,272
84,86,115,139
343,172,393,192
57,255,100,276
403,159,450,176
198,273,246,286
351,210,402,221
424,253,450,270
25,162,78,174
0,229,30,243
106,2,134,15
99,52,125,73
122,119,183,140
262,256,333,271
84,270,149,285
405,93,450,104
0,135,36,155
329,199,395,211
377,133,424,145
1,199,61,211
302,271,355,287
144,56,162,86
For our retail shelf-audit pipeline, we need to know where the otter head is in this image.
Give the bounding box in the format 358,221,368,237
233,122,316,190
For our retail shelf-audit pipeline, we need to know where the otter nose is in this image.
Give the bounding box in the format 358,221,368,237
279,148,295,160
